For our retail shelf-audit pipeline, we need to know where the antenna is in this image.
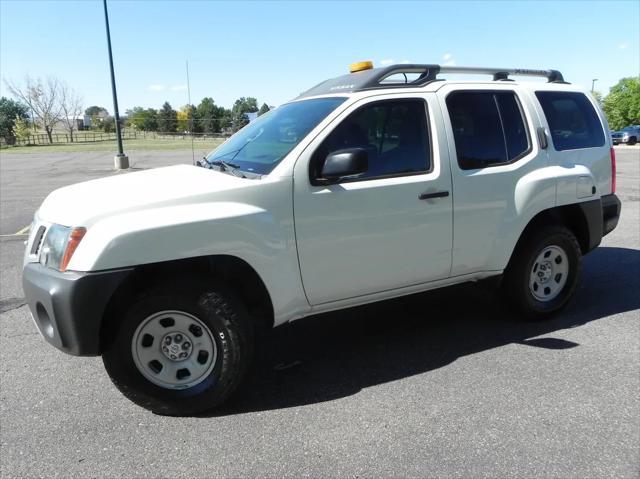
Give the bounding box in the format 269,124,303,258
186,60,195,165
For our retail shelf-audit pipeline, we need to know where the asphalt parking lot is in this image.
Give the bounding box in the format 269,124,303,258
0,146,638,478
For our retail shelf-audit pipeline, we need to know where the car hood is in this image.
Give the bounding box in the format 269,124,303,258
38,164,251,226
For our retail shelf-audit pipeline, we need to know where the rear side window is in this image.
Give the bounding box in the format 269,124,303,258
535,91,605,151
446,91,530,170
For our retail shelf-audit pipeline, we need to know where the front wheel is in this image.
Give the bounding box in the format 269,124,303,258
102,281,254,416
502,225,582,320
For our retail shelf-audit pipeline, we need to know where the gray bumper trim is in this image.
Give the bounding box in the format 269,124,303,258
602,194,621,237
22,264,132,356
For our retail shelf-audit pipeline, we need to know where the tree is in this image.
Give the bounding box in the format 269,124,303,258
84,105,108,129
195,97,229,134
258,103,270,116
59,83,83,142
176,104,196,132
85,105,108,117
13,116,31,143
126,107,158,131
102,116,115,133
603,77,640,131
231,97,258,131
142,108,158,131
590,91,603,106
126,107,143,129
5,76,63,143
216,107,232,132
157,101,177,133
195,97,216,133
0,96,29,143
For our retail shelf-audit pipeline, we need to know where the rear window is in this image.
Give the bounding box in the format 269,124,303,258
535,91,605,151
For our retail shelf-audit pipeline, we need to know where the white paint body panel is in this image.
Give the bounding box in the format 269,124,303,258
36,167,309,325
436,84,556,274
293,93,453,305
26,80,613,327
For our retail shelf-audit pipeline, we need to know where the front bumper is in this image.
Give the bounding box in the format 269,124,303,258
612,137,627,145
22,263,132,356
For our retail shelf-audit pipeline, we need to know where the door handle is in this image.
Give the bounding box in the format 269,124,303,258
419,191,449,200
537,126,548,149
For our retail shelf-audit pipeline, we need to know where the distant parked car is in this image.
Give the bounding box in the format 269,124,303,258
611,125,640,145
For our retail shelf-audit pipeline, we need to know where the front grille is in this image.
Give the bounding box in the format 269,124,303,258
30,226,46,256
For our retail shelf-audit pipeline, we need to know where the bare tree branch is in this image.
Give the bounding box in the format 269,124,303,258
4,76,63,143
60,82,83,143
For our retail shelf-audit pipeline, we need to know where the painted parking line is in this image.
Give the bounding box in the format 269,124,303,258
0,225,31,238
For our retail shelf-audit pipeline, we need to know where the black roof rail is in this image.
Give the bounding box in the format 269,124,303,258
438,66,567,83
297,64,441,98
297,64,567,98
357,64,441,89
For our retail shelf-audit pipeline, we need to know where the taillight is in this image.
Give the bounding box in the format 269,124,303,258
60,227,86,272
610,147,616,194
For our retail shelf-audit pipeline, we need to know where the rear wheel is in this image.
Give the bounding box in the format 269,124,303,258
502,225,581,320
102,280,254,416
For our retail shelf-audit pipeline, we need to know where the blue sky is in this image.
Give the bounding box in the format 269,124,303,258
1,0,638,112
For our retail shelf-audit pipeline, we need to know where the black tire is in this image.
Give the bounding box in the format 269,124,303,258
502,225,582,320
102,279,254,416
627,136,637,146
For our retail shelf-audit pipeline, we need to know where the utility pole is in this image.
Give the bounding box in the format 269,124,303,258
186,60,195,165
591,78,598,93
103,0,128,169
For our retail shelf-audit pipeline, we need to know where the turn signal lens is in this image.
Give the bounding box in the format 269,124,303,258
610,147,616,194
349,61,373,73
60,227,86,272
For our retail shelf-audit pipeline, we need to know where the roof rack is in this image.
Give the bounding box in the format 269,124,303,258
298,64,567,98
358,64,441,89
438,66,566,83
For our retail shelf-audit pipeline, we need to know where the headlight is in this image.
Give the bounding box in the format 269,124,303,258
40,225,86,271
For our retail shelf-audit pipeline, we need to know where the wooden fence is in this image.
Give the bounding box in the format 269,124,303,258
5,130,229,147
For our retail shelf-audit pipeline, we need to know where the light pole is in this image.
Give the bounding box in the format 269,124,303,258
591,78,598,93
103,0,128,169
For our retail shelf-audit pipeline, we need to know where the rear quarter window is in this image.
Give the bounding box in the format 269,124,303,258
535,91,605,151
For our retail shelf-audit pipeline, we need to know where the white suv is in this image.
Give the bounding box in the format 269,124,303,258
22,63,621,415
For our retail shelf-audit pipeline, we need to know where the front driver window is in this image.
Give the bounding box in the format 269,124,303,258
311,99,431,182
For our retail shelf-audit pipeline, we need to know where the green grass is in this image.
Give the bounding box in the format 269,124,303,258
1,137,224,154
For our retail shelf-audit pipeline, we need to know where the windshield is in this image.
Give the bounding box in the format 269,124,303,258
621,126,636,131
206,97,346,175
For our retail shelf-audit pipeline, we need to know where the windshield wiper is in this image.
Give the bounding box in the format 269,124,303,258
206,158,246,178
209,159,240,170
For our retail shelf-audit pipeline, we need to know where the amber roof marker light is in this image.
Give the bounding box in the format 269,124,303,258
349,61,374,73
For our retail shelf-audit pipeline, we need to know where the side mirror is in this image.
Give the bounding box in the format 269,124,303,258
319,148,368,183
